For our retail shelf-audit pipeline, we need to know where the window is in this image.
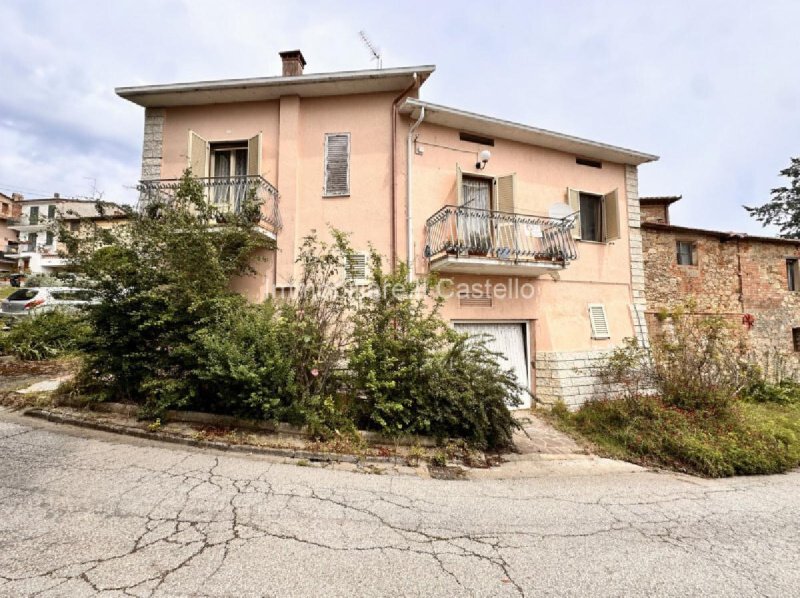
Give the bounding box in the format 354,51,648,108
324,133,350,197
187,130,261,181
343,251,369,285
459,132,494,146
567,188,620,243
29,206,39,225
677,241,697,266
7,289,39,302
26,232,37,251
47,205,56,219
588,304,611,339
576,157,602,169
788,259,800,291
210,143,248,206
793,327,800,352
69,221,80,232
45,231,54,246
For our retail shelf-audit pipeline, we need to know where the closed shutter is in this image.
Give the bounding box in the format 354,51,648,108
603,189,620,242
344,251,369,285
567,188,582,239
496,174,516,213
247,133,262,176
188,131,209,177
324,133,350,196
588,304,611,339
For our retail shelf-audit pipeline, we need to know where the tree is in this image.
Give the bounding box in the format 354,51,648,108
745,157,800,238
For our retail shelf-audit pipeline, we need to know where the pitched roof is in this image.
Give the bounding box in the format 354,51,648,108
642,222,800,245
398,98,658,166
116,65,435,107
640,195,682,205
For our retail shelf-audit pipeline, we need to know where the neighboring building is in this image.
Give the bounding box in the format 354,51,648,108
4,194,128,274
0,192,20,273
117,49,660,407
642,196,800,370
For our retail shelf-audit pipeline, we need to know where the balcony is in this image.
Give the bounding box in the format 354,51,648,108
424,205,578,276
137,175,282,237
7,214,49,232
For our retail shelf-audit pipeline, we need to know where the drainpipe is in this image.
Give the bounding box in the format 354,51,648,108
406,106,425,282
390,73,419,273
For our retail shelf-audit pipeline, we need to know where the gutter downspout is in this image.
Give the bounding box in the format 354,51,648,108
390,73,419,273
406,106,425,282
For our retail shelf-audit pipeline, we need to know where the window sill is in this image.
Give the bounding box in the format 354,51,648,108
323,194,351,199
577,239,609,245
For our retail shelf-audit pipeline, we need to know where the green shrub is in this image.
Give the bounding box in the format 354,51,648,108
554,396,799,477
0,311,89,361
348,255,521,450
743,379,800,405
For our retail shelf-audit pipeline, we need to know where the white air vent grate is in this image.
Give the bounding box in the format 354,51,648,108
459,291,493,308
344,252,369,285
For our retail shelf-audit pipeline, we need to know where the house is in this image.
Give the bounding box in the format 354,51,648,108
117,50,660,407
641,196,800,371
0,192,20,273
4,194,128,274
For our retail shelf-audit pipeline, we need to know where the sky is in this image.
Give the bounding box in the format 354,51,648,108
1,0,799,234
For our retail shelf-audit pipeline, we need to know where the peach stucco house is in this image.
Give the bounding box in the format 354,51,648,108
117,50,658,407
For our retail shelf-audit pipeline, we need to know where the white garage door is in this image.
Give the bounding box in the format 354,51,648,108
454,323,530,409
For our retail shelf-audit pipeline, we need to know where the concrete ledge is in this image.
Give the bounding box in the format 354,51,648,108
23,408,407,466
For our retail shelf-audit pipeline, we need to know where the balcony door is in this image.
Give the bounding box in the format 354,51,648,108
211,144,248,208
459,175,493,253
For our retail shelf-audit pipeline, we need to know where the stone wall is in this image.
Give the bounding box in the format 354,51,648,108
641,203,668,223
642,223,800,373
141,108,165,181
625,165,650,349
535,350,614,407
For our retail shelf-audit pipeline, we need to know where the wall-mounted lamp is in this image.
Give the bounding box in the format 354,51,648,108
476,149,491,170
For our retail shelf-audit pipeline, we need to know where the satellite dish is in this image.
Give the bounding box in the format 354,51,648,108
548,203,574,220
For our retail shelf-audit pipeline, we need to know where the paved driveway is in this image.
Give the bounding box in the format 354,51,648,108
1,409,798,597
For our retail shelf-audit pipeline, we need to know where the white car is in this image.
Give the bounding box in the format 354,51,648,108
0,287,98,321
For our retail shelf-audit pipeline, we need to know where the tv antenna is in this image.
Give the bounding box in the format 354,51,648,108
359,30,382,69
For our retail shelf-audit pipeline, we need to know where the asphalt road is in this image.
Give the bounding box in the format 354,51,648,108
1,410,799,597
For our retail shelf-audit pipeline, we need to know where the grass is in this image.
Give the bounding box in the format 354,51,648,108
0,287,14,300
547,396,800,477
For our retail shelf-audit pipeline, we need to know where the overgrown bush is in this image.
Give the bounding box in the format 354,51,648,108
551,305,800,476
348,255,521,449
65,176,522,450
0,311,89,361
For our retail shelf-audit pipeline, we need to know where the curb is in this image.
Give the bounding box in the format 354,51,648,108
23,408,411,467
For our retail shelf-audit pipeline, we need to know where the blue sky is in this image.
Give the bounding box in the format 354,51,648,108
1,0,799,234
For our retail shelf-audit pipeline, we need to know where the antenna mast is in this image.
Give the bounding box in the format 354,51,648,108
359,30,382,69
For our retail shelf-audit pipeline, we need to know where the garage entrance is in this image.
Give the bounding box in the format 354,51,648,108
453,322,531,409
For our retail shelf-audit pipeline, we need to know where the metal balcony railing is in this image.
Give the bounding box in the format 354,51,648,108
136,175,282,234
424,205,578,265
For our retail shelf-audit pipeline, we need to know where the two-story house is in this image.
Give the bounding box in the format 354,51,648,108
117,50,659,407
4,194,128,274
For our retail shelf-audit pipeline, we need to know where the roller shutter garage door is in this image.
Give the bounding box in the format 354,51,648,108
453,323,530,409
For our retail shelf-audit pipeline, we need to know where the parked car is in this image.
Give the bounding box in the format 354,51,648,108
0,287,98,322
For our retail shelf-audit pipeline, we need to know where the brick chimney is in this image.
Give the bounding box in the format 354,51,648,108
279,50,306,77
11,193,23,202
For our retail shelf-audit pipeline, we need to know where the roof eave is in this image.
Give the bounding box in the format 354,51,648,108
116,65,436,108
399,98,658,166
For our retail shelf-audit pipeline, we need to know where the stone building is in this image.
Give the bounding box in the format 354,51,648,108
641,196,800,372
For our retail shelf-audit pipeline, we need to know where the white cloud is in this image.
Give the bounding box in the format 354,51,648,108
1,0,799,234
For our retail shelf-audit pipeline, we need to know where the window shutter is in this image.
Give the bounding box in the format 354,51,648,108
588,304,611,340
567,188,582,239
456,164,463,205
496,174,516,213
344,251,369,285
603,189,620,242
247,133,262,176
324,133,350,196
188,131,209,177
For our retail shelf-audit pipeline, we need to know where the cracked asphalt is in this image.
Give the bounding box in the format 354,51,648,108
1,410,799,597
